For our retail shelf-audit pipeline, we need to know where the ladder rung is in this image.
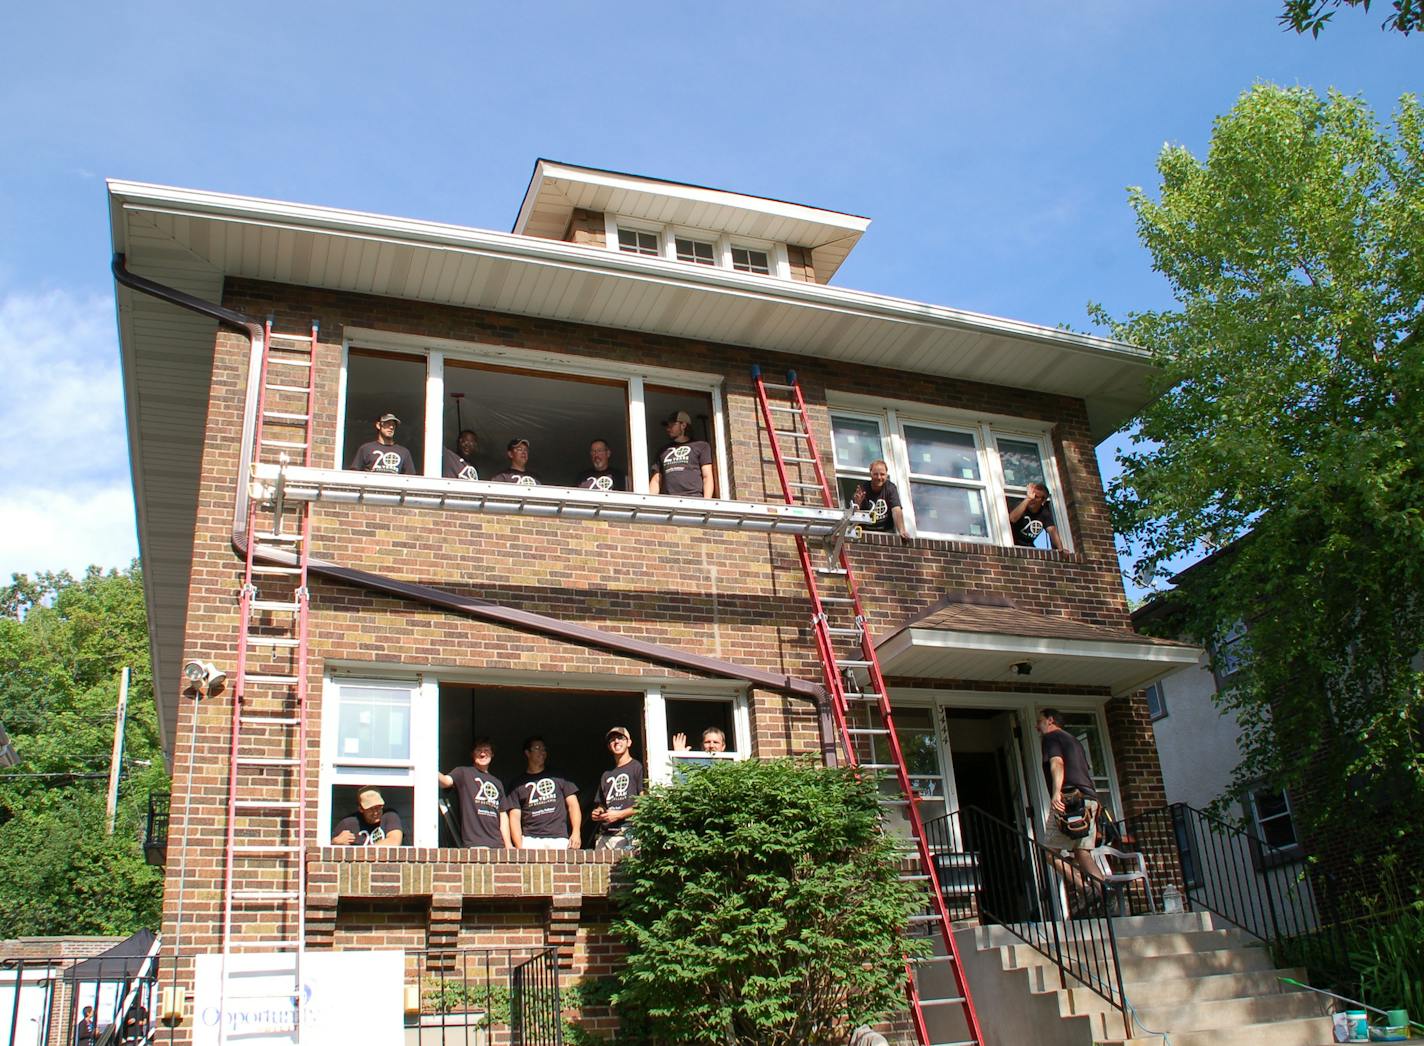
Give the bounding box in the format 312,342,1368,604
910,954,957,966
857,762,900,771
900,873,932,881
920,997,968,1008
927,1040,976,1046
260,439,310,449
251,565,302,575
246,636,300,647
244,673,300,685
235,756,300,767
814,566,848,575
787,482,824,489
263,410,311,421
233,844,302,854
233,800,300,809
232,890,301,901
826,626,863,637
781,455,817,464
771,428,811,438
251,599,300,611
908,913,945,923
846,727,890,736
240,715,300,726
265,382,311,393
227,941,301,951
880,798,913,806
820,595,854,603
837,659,874,668
268,332,314,344
265,358,312,368
844,692,885,702
760,381,796,391
254,532,302,543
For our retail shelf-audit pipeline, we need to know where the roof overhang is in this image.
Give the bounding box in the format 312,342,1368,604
512,159,870,282
877,626,1202,696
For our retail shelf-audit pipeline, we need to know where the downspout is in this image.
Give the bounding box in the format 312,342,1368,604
111,256,830,709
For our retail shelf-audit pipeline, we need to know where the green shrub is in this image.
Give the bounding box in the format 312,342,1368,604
611,758,927,1045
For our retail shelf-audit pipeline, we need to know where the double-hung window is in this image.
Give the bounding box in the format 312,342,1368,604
829,403,1071,550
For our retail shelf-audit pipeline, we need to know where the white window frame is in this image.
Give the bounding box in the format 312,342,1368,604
1144,681,1168,721
898,418,997,543
828,409,890,507
644,687,752,785
1248,786,1299,852
671,230,718,267
338,329,731,498
611,220,664,258
604,213,792,280
318,675,437,846
826,392,1074,550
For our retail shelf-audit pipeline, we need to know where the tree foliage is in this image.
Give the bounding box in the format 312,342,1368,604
610,759,925,1045
1281,0,1423,37
0,563,167,935
1100,85,1424,865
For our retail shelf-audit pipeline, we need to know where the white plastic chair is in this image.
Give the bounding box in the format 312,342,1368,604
1091,845,1155,914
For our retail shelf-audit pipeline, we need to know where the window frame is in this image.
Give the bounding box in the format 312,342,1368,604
899,418,998,543
1247,785,1304,868
1144,681,1168,721
827,394,1073,550
644,687,752,784
603,214,792,280
337,328,731,498
613,220,664,258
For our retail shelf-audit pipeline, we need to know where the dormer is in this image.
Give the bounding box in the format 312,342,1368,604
512,159,870,284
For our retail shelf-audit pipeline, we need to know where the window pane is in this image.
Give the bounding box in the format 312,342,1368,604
330,784,412,846
675,238,715,265
336,685,412,761
997,438,1047,489
664,698,736,754
832,416,885,471
1145,683,1167,720
836,476,863,510
909,483,988,538
618,228,659,256
905,426,980,481
1253,789,1297,849
731,247,770,274
344,350,426,472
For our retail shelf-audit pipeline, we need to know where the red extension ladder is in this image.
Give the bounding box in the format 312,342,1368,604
753,366,985,1046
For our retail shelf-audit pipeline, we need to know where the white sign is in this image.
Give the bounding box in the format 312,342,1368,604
193,951,403,1045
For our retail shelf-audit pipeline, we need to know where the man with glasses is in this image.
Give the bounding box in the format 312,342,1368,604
505,737,580,849
348,413,417,475
331,786,404,846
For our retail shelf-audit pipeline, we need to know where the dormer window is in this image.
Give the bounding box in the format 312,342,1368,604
731,246,771,275
617,227,660,256
675,237,716,266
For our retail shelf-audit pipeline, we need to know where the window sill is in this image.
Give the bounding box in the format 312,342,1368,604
313,845,621,863
851,530,1079,562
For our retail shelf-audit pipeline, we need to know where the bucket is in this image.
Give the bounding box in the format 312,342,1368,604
1367,1009,1411,1041
1343,1010,1369,1042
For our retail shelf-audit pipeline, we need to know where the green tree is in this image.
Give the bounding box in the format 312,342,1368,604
611,759,925,1046
0,563,167,935
1281,0,1423,37
1099,85,1424,868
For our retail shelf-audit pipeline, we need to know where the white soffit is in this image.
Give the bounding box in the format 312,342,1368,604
876,628,1203,697
109,180,1155,441
512,160,870,282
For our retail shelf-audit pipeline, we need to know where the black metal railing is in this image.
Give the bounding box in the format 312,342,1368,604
920,809,980,922
961,805,1132,1040
2,951,160,1046
143,792,170,866
510,949,563,1046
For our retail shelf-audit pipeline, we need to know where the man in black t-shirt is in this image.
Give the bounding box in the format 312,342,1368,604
331,786,404,847
851,459,910,539
490,437,540,485
576,438,627,491
505,736,580,849
649,411,714,497
442,429,480,481
348,413,417,475
1036,709,1101,896
1007,482,1063,550
438,738,509,848
591,726,644,851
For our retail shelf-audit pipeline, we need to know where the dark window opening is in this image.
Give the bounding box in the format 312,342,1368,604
663,698,737,754
644,385,717,496
329,783,413,847
344,348,427,471
443,361,631,488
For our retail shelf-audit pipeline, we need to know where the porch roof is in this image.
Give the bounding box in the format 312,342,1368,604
875,593,1202,696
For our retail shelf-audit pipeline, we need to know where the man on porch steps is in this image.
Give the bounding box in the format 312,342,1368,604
1036,708,1102,904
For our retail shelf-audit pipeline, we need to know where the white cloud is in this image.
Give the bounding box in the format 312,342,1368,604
0,288,136,577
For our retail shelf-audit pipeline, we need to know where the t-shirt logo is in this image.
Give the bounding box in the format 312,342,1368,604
868,497,888,523
590,475,613,491
358,825,386,845
606,772,630,800
458,464,477,480
1021,518,1044,538
372,451,403,473
663,445,692,466
514,474,537,486
475,780,501,806
532,778,556,801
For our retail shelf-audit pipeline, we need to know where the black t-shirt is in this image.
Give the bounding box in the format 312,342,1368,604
447,766,506,848
854,479,903,531
1008,498,1056,546
1040,729,1097,799
490,469,540,485
442,449,479,481
349,441,416,475
595,759,644,835
333,810,403,845
654,440,713,496
505,772,577,838
576,468,627,492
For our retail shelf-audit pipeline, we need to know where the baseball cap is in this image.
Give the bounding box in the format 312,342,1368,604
663,410,692,427
378,413,401,424
507,437,531,451
358,789,385,810
605,726,631,742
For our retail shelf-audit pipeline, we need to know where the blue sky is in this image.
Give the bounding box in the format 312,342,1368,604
0,2,1416,589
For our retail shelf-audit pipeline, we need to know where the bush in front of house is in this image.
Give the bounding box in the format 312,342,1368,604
610,758,926,1046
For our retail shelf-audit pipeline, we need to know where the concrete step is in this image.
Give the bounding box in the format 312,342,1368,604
1114,927,1253,958
973,911,1215,950
1164,1015,1335,1046
1118,967,1310,1008
1000,939,1276,981
1131,988,1328,1031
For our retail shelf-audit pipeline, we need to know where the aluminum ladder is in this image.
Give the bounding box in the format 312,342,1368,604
221,319,318,1042
752,365,985,1046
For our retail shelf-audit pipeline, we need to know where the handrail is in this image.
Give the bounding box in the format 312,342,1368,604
960,805,1132,1040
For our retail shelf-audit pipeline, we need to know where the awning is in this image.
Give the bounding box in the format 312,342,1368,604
875,593,1202,696
62,930,158,982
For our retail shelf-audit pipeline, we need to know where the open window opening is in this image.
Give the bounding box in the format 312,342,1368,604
436,684,646,848
443,361,631,487
644,385,717,496
342,348,427,471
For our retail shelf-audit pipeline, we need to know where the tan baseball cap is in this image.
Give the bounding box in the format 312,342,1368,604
605,726,631,742
357,789,385,810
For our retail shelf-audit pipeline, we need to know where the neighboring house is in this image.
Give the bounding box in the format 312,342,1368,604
109,161,1199,1038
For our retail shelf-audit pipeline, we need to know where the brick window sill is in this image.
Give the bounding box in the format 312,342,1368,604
852,531,1083,564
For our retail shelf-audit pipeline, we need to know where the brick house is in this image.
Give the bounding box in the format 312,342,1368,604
108,161,1200,1041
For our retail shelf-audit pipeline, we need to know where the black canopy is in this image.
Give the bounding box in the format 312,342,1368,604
63,929,158,982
